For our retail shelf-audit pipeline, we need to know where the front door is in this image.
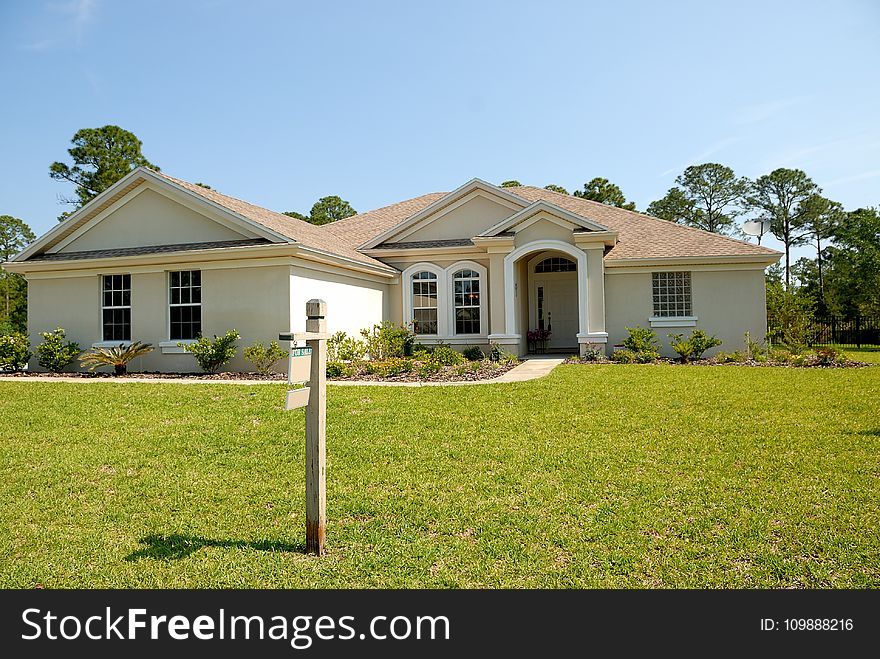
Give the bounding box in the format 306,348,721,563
532,274,578,350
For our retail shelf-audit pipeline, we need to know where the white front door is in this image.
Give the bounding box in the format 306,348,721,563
532,273,578,350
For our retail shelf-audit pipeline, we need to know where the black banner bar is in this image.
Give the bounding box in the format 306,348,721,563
1,590,875,657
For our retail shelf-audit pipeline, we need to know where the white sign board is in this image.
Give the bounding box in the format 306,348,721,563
285,387,310,410
288,346,312,385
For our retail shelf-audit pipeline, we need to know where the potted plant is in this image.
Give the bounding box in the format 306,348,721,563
527,328,552,353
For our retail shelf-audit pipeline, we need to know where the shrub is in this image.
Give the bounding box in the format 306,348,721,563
623,326,660,362
181,330,239,372
768,349,791,364
610,349,637,363
79,341,154,376
365,358,413,377
429,344,464,366
581,345,604,361
744,331,767,360
412,345,434,361
328,331,367,362
668,333,695,363
243,340,286,375
418,360,441,378
37,328,81,372
669,330,722,363
462,345,484,361
689,330,722,359
0,319,14,337
489,342,517,363
360,321,414,360
0,332,31,371
715,350,747,363
326,360,358,378
814,346,846,366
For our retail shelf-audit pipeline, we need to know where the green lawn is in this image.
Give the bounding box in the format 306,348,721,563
844,347,880,364
1,364,878,588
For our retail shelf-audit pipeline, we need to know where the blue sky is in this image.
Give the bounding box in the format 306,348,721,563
1,0,878,261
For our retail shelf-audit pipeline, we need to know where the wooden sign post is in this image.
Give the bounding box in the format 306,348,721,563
279,299,329,556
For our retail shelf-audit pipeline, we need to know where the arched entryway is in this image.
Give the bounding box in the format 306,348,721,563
501,239,590,356
527,253,579,352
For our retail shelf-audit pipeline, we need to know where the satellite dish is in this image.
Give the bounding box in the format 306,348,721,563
742,219,771,244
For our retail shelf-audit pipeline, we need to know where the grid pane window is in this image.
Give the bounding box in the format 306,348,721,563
652,271,692,317
411,271,438,335
101,274,131,341
453,269,480,335
535,257,576,273
170,270,202,340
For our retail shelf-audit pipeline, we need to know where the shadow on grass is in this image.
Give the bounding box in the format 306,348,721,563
124,534,305,561
856,429,880,437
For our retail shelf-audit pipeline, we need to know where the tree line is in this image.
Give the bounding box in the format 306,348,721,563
1,125,877,335
501,166,878,320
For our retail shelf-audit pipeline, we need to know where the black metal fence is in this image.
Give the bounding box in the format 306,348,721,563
768,315,880,348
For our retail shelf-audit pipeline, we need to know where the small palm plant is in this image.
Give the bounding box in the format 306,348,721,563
79,341,154,376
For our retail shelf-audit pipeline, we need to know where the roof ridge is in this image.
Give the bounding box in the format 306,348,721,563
326,191,447,228
513,185,779,254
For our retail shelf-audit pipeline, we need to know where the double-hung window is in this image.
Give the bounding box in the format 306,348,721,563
102,274,131,341
652,271,692,317
169,270,201,340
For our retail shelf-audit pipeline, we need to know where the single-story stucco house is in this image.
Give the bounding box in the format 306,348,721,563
3,167,781,371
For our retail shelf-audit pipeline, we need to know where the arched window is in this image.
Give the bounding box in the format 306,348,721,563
452,268,481,335
535,257,576,273
411,271,438,335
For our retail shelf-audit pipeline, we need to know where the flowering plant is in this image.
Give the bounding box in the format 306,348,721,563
527,328,552,341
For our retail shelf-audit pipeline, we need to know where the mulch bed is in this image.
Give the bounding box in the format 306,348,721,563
0,362,520,382
329,361,518,383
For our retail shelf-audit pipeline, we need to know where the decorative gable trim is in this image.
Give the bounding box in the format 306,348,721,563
359,178,528,249
13,167,291,262
478,199,611,237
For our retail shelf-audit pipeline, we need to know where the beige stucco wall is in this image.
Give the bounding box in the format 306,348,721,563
26,262,292,373
289,263,388,339
57,188,251,253
513,217,575,247
391,193,516,243
604,267,767,356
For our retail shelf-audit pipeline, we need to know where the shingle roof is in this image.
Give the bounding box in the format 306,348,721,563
510,187,780,260
323,185,779,261
323,192,447,249
153,171,392,269
27,239,271,262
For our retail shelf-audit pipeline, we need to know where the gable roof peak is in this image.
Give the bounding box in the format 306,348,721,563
358,177,529,249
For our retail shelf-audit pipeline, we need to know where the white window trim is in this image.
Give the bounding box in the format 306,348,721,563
402,262,447,338
100,273,131,343
91,340,133,349
648,316,698,328
168,269,202,343
446,260,488,339
159,339,197,354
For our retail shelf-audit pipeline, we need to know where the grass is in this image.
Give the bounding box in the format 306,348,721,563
843,347,880,364
1,363,878,588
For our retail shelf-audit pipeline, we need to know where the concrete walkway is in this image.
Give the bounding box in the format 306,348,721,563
0,357,566,387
